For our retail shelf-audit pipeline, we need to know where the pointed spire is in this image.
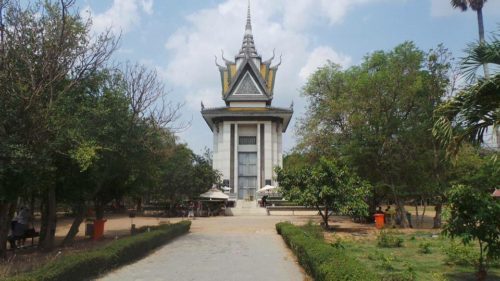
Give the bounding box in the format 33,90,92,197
237,0,259,59
245,0,252,35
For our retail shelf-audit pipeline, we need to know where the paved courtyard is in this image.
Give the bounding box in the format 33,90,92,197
98,215,316,281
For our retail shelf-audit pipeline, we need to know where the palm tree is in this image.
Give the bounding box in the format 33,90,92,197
433,33,500,155
451,0,490,77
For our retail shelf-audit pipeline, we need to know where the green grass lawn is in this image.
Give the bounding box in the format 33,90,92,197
335,230,500,281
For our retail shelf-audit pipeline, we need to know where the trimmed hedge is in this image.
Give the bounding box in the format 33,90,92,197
276,222,377,281
7,221,191,281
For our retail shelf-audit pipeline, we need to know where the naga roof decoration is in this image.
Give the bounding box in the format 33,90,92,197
216,1,281,105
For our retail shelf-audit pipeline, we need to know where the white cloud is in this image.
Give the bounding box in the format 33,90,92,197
162,0,395,151
165,0,366,105
83,0,154,34
299,46,351,81
140,0,154,15
431,0,500,17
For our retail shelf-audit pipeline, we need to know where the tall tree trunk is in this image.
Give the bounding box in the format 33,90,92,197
477,8,490,77
61,203,86,246
95,201,104,220
420,199,427,227
316,205,329,229
433,202,442,228
136,197,142,213
395,199,408,228
0,202,16,258
40,186,56,251
29,194,36,218
414,202,419,227
477,241,487,281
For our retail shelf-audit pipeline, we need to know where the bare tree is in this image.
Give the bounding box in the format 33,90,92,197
123,62,186,132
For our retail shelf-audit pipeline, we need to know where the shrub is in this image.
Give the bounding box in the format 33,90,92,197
381,262,415,281
276,222,377,281
377,230,404,248
6,221,191,281
418,241,432,254
442,239,479,266
330,238,345,250
303,220,324,240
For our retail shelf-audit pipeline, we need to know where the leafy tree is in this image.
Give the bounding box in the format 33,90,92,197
451,0,489,76
276,157,371,229
0,0,117,252
444,184,500,280
296,42,452,226
448,145,500,192
0,0,184,252
433,32,500,154
163,145,219,200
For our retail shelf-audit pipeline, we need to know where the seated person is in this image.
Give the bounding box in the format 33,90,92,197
8,207,31,249
261,195,268,207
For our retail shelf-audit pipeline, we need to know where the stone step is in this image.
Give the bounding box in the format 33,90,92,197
226,200,267,216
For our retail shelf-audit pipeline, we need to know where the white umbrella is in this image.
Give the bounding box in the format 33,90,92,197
257,185,278,194
200,188,229,200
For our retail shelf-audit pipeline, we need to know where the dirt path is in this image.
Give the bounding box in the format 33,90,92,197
97,216,315,281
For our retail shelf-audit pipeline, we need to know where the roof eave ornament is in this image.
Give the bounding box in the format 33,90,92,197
263,49,275,65
271,54,282,69
221,50,234,65
215,55,226,70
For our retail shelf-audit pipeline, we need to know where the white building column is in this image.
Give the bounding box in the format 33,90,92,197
221,122,231,183
278,123,283,168
256,122,261,190
212,124,219,172
272,121,278,173
264,121,272,184
233,123,239,196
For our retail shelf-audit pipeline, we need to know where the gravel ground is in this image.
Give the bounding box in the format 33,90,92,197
97,216,315,281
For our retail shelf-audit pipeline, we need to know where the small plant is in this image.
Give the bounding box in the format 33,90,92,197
330,238,345,250
367,250,383,261
301,220,324,240
380,254,397,271
418,241,432,254
430,272,449,281
382,271,416,281
377,230,404,248
381,262,415,281
442,239,479,266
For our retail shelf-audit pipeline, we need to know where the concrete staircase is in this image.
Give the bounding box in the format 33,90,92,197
226,200,267,216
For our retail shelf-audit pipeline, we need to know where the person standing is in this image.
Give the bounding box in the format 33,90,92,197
187,202,195,219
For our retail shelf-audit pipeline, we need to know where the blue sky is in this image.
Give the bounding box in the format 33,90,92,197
75,0,500,155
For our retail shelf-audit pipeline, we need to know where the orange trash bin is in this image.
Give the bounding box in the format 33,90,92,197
374,214,385,229
93,219,107,241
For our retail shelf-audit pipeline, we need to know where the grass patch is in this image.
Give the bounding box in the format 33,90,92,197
283,222,500,281
342,232,500,280
377,230,404,248
5,221,191,281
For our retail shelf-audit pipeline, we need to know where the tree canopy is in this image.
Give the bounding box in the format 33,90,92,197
277,157,371,228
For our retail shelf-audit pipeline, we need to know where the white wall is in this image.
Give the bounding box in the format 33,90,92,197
211,120,285,192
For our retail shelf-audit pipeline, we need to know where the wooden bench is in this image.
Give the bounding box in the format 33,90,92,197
12,228,39,248
266,206,323,215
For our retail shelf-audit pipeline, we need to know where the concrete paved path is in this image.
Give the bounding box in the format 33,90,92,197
98,216,313,281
